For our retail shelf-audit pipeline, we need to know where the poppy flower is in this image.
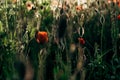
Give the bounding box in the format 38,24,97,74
35,31,48,44
26,1,34,11
76,6,82,11
78,37,85,45
108,0,111,4
113,0,117,3
117,1,120,7
12,0,19,4
117,14,120,20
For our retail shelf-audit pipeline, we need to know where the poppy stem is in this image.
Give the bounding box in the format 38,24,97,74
37,16,41,30
5,0,8,32
100,15,105,54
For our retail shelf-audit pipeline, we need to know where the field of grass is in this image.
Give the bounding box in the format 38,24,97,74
0,0,120,80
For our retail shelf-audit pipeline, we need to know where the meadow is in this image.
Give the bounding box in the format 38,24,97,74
0,0,120,80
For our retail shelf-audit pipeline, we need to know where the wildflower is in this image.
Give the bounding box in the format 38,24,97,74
35,31,48,44
78,37,85,45
12,0,19,4
76,5,82,11
50,0,60,11
109,0,120,7
26,1,34,11
108,0,111,4
113,0,117,3
117,1,120,7
117,14,120,20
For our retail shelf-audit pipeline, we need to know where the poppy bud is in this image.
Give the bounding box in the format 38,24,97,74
32,6,37,10
78,37,85,45
40,5,44,10
35,31,48,44
117,14,120,20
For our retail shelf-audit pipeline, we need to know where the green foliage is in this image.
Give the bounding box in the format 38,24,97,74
0,21,3,32
40,5,53,31
0,32,16,80
0,0,120,80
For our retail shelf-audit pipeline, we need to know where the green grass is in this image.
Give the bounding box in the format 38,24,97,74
0,0,120,80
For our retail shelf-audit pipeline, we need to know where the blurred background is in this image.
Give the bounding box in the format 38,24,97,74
0,0,120,80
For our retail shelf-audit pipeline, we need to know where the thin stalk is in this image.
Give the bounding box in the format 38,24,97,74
101,24,103,53
5,0,8,32
100,15,105,54
112,13,118,58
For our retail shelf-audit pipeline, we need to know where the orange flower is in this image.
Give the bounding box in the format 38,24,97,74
26,1,34,11
12,0,19,4
117,1,120,7
78,37,85,45
108,0,111,4
113,0,117,3
35,31,48,44
117,14,120,20
76,6,82,11
108,0,120,7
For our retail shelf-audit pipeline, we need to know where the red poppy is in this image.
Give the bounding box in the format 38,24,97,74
78,37,85,45
76,6,82,11
26,1,34,11
117,14,120,20
117,1,120,7
35,31,48,44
